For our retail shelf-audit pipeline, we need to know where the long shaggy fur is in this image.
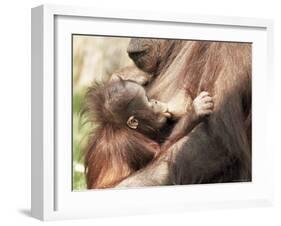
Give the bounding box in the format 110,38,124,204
83,82,160,189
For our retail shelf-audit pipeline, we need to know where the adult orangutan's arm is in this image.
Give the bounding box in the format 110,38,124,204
115,136,188,188
115,155,170,188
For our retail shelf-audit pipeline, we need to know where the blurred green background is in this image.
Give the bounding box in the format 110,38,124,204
72,35,133,190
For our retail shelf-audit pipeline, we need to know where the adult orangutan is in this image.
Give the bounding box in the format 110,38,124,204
116,38,252,186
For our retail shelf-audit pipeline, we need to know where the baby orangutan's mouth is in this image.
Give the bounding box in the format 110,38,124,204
163,109,172,118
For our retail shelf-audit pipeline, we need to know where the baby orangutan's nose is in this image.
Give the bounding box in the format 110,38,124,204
150,99,170,117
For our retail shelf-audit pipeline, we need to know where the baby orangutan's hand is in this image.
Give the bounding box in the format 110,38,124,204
193,91,214,118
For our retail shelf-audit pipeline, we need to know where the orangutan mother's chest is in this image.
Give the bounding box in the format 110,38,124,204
147,84,192,116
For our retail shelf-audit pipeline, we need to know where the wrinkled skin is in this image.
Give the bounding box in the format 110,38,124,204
127,39,181,74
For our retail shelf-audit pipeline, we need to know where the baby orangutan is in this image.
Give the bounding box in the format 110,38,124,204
84,78,213,189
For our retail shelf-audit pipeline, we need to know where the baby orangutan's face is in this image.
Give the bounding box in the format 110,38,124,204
124,81,171,130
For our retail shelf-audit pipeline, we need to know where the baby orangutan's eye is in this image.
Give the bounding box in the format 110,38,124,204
150,99,158,104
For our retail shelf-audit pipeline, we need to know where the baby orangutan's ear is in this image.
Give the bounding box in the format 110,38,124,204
127,116,139,129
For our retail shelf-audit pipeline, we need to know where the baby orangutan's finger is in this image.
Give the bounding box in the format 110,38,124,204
202,102,214,110
201,96,213,103
201,109,213,116
198,91,210,99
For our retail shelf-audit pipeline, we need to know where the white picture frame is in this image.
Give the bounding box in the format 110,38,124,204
31,4,274,221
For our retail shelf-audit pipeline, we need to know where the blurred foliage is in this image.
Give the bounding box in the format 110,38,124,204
72,35,132,190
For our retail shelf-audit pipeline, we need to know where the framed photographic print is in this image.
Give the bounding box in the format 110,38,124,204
31,4,274,221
